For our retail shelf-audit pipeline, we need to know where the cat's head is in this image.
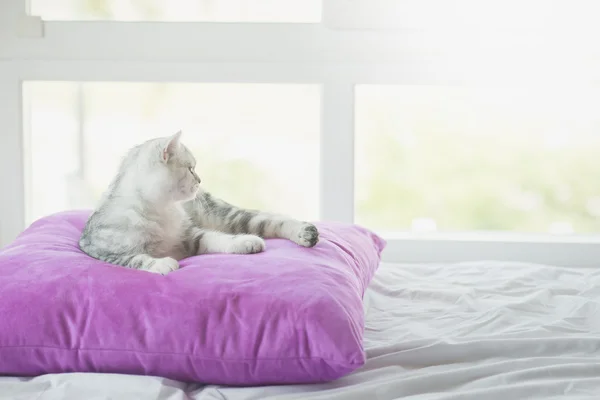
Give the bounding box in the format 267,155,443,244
137,131,202,203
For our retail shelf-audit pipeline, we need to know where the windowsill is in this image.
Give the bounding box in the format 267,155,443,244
380,232,600,267
380,231,600,244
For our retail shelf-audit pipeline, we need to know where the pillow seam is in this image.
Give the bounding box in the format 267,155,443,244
0,345,363,365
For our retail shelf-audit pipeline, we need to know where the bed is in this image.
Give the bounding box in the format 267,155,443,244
2,261,599,400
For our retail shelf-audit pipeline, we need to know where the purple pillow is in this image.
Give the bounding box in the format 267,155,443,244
0,210,385,385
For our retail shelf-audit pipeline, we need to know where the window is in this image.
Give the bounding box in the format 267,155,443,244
356,85,600,235
24,82,320,224
30,0,321,22
3,0,600,265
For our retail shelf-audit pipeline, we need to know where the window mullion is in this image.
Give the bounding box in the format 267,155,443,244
0,67,25,246
320,81,355,223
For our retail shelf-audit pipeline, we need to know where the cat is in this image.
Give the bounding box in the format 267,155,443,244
79,131,319,275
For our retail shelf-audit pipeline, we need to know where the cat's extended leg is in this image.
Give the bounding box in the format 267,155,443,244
189,192,319,247
186,228,265,255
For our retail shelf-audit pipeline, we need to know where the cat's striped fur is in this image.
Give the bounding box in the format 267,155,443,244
79,132,319,275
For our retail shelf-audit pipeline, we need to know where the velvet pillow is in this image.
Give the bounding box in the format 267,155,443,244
0,211,385,385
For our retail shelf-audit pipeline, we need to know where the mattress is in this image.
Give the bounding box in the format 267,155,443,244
2,261,600,400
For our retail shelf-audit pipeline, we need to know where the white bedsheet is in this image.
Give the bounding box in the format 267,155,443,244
2,261,600,400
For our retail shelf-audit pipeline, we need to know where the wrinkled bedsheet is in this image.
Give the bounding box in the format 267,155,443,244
2,261,600,400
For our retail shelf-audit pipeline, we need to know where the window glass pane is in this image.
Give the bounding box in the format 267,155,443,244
355,85,600,234
24,82,320,224
30,0,321,22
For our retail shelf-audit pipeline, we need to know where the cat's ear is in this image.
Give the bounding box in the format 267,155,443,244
162,131,182,163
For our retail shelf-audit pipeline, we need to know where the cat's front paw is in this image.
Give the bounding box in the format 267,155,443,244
147,257,179,275
292,223,319,247
230,235,265,254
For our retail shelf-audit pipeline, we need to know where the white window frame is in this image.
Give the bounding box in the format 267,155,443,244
2,0,600,266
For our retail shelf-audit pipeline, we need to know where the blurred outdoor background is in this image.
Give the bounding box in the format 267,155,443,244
24,0,600,234
30,0,321,22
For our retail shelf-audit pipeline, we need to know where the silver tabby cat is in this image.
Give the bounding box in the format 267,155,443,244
79,131,319,275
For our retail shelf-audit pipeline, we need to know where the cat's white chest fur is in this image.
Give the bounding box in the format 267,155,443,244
143,205,189,260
